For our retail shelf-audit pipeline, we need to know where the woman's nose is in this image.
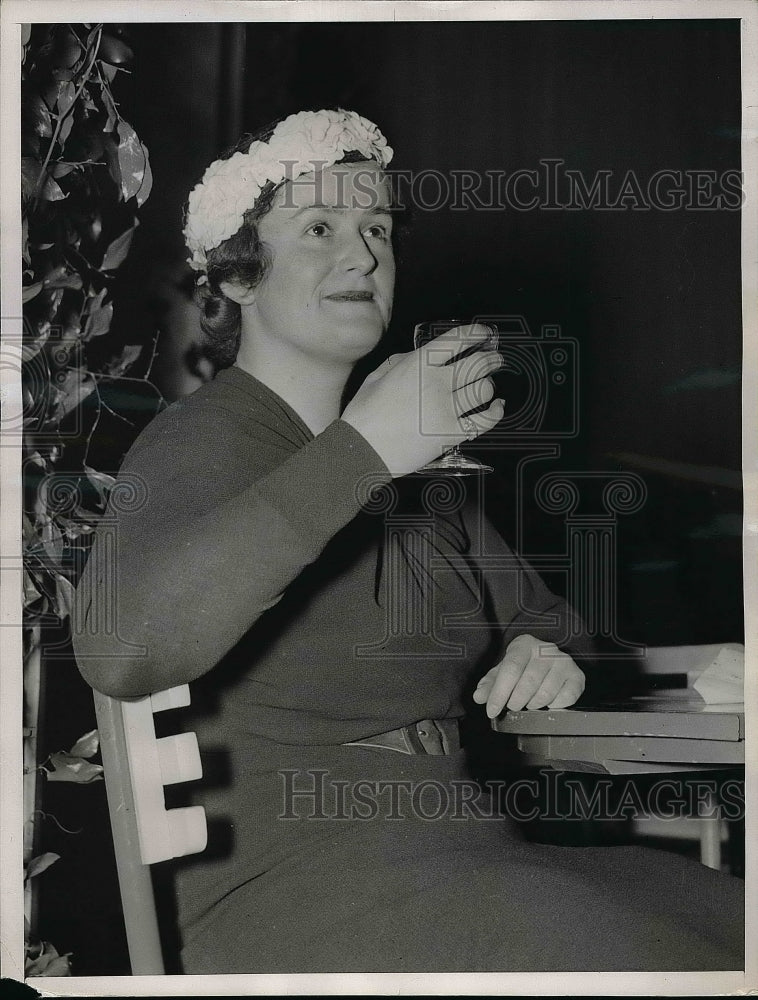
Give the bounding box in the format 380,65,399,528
340,233,377,275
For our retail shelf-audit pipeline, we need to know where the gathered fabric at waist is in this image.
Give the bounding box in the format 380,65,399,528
173,729,517,936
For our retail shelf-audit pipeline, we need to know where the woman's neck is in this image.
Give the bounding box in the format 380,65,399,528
234,332,352,436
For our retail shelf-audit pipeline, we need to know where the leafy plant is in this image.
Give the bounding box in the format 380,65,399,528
41,728,104,785
21,22,157,977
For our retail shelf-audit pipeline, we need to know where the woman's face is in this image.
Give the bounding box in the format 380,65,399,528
248,161,395,367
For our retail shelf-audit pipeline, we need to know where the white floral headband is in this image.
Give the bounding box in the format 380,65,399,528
183,108,394,275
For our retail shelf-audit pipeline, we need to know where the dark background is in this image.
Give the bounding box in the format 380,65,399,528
117,17,743,646
37,18,743,974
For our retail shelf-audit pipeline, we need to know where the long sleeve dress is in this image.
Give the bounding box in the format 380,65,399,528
73,365,744,974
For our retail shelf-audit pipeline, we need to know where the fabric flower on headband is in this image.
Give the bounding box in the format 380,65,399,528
183,109,394,273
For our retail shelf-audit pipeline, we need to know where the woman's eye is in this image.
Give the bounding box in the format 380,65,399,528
306,222,331,238
365,224,389,241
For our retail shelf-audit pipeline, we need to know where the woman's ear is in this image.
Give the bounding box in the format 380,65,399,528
219,280,258,306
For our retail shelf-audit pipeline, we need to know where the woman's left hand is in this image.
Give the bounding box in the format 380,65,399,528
473,633,585,717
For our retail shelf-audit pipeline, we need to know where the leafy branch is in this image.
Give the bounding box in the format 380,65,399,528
22,22,159,977
32,26,103,205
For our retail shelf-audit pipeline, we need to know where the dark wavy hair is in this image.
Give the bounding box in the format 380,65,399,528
190,118,391,370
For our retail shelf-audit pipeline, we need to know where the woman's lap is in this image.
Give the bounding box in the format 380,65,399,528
178,769,744,974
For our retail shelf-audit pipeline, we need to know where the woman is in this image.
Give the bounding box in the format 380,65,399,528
73,109,743,973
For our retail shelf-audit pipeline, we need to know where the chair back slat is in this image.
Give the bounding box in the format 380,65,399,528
93,690,165,975
93,684,207,974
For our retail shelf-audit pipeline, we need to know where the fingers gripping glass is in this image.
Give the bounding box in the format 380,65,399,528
412,319,499,476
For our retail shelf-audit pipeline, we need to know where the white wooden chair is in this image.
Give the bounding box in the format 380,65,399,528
93,684,207,975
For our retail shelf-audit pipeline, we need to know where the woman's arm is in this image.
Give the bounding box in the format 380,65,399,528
72,415,390,698
73,329,505,698
466,508,598,715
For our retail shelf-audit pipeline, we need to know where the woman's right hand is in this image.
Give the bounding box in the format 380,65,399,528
341,324,505,477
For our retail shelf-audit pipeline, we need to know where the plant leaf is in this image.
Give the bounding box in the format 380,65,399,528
86,286,108,312
39,523,65,565
101,224,137,270
23,570,44,609
22,326,50,361
22,90,53,139
54,575,76,619
53,27,84,70
102,134,122,193
58,114,74,146
136,145,153,207
23,281,44,303
40,175,67,202
40,953,73,977
51,67,76,83
21,156,42,201
42,288,64,321
25,940,72,978
50,372,96,422
99,34,134,66
58,516,96,539
104,344,142,377
23,216,30,265
54,80,76,116
84,464,116,503
50,162,76,178
25,564,59,612
100,79,119,133
81,87,98,112
23,595,51,628
69,729,99,758
47,751,103,783
25,852,60,880
43,265,81,290
23,507,41,541
82,299,113,340
116,121,148,202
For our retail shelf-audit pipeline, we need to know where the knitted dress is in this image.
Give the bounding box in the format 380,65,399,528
74,365,744,973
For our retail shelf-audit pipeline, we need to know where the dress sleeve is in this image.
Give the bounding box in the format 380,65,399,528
72,414,391,698
469,507,599,666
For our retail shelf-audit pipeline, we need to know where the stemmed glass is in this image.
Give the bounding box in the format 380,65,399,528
412,318,499,476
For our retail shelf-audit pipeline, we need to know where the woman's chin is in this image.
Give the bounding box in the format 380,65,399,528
335,323,386,361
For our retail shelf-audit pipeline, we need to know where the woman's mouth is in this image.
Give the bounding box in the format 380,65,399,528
324,291,375,302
